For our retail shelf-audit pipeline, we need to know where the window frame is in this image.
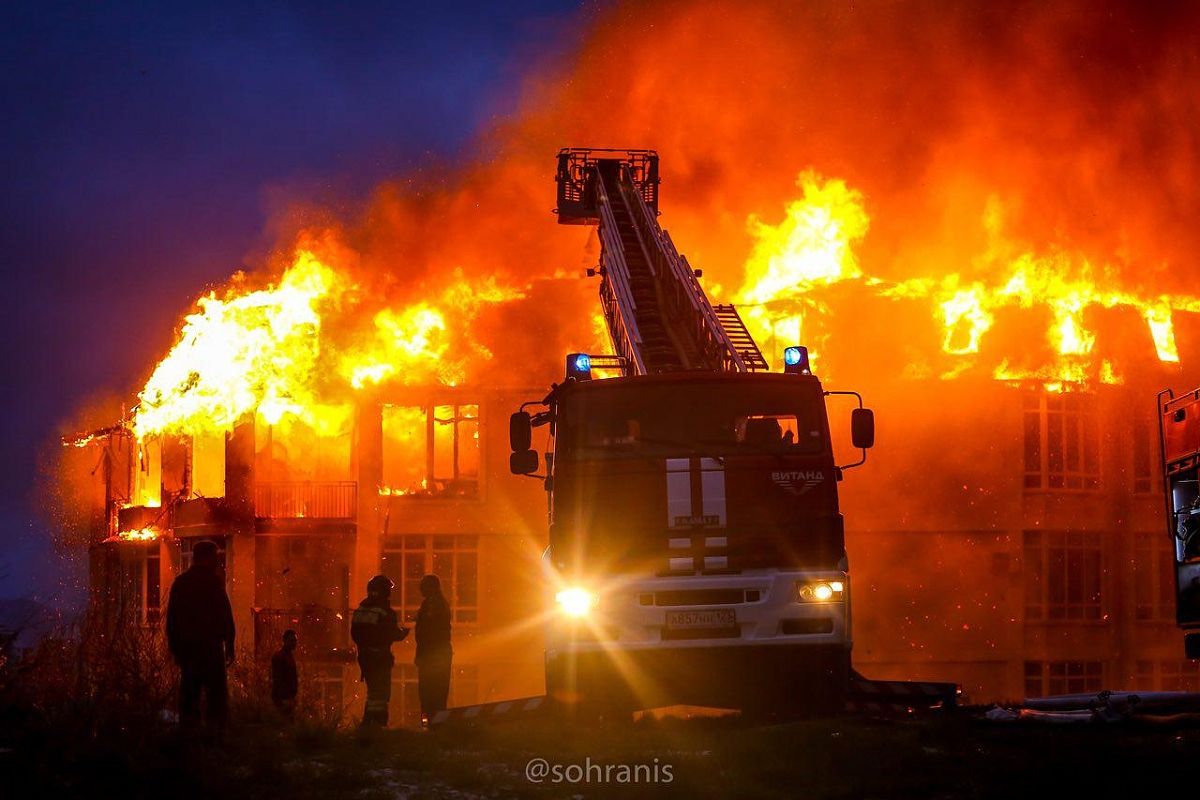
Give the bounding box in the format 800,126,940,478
1024,660,1105,697
381,403,482,499
381,534,480,626
1132,531,1175,622
1024,530,1105,623
1022,392,1101,492
144,544,162,626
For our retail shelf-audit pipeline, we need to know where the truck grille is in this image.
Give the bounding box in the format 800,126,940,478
642,588,760,606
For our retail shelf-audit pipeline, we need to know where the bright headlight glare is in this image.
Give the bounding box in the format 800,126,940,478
555,587,596,618
797,579,846,603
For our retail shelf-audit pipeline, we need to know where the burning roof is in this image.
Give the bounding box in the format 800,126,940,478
78,0,1200,445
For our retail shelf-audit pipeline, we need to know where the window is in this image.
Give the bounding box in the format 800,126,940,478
144,546,161,625
179,536,230,589
1023,393,1100,490
1132,411,1161,494
1024,661,1104,697
1134,660,1200,692
1159,660,1200,691
382,404,480,498
1132,532,1175,621
564,382,826,459
1024,530,1103,621
381,535,479,625
308,664,348,724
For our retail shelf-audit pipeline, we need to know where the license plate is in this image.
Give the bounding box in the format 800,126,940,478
666,608,737,629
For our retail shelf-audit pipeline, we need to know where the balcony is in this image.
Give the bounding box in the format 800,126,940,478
253,481,357,520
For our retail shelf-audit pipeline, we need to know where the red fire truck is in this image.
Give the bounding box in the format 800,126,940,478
509,150,879,714
1158,388,1200,658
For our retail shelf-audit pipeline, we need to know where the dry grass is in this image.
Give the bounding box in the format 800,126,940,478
3,624,1198,798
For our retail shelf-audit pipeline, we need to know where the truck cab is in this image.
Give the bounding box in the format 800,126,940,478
512,356,873,714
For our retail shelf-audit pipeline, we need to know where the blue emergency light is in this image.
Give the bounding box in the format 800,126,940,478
567,352,592,380
783,346,811,375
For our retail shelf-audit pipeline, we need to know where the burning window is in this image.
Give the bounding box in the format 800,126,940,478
381,404,480,497
1023,530,1103,621
133,439,162,508
1023,661,1104,698
381,534,478,625
1022,392,1100,491
1132,532,1174,621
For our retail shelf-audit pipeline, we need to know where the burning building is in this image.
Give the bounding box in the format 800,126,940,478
55,0,1200,718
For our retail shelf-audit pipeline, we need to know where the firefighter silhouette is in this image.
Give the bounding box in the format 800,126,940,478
351,574,409,728
415,573,453,724
271,629,299,718
166,539,235,733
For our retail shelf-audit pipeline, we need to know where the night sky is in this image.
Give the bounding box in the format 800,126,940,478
0,1,589,604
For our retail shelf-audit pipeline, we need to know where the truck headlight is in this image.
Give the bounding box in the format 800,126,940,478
555,587,596,618
797,579,845,602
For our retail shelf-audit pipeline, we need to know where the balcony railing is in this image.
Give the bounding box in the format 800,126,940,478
253,481,357,520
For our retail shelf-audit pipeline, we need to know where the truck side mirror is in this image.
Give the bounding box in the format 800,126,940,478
510,411,532,452
510,449,539,475
851,408,875,449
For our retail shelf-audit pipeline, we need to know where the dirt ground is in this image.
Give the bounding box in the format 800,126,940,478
3,709,1197,798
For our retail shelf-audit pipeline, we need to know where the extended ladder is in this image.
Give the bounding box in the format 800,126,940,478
554,148,769,376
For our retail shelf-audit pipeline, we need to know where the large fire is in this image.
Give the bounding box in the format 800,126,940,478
130,252,525,443
126,165,1200,448
735,171,1200,388
59,0,1198,478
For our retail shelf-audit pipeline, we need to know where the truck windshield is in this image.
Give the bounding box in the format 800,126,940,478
560,381,827,459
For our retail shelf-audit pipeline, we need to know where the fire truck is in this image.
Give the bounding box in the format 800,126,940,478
508,149,879,715
1157,388,1200,659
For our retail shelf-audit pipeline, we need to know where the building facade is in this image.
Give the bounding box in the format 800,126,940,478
87,385,549,726
841,377,1193,701
83,368,1195,721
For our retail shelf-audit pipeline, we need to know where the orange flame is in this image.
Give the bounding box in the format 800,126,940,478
736,171,1200,385
131,253,523,442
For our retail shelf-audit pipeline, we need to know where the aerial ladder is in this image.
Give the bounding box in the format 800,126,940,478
553,148,769,376
430,149,958,725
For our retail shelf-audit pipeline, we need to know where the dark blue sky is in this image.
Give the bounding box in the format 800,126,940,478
0,1,589,602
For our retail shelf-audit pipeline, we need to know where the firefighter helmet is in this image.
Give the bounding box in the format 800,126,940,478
367,574,394,597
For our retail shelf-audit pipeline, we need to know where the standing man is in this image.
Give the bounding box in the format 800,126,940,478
415,574,453,725
271,629,299,719
351,574,408,728
166,539,235,734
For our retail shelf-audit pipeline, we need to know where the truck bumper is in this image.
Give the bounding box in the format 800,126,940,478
546,642,850,713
